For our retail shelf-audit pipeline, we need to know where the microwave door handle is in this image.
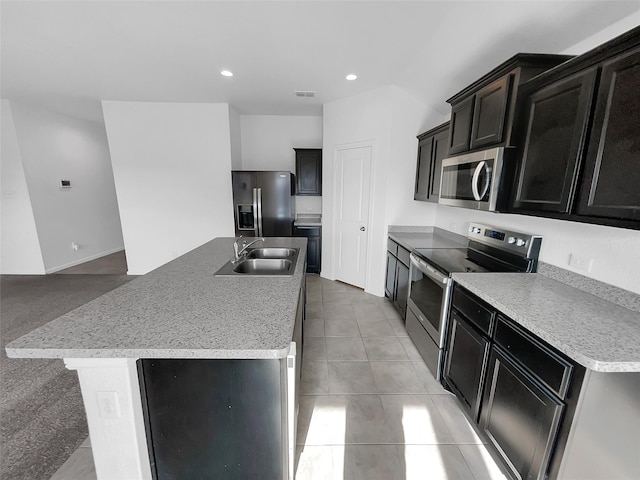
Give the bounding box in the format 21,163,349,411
471,161,485,201
257,187,263,237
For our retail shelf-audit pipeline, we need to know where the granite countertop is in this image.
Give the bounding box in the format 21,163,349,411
388,228,468,251
452,272,640,373
5,237,307,360
294,214,322,227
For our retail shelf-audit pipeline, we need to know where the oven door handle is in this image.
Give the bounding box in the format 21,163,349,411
410,254,448,285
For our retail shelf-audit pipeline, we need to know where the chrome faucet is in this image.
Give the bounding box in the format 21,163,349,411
233,236,265,261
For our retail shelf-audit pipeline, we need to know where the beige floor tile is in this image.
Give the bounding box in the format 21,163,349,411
295,445,337,480
386,311,409,336
297,395,351,445
325,317,361,337
323,303,356,320
325,337,368,361
305,318,325,337
363,337,410,361
306,303,324,320
323,293,353,305
49,446,97,480
370,362,427,394
79,436,91,448
341,445,404,480
458,444,509,480
431,394,484,444
404,445,477,480
379,395,456,444
327,361,377,394
304,337,327,361
412,361,449,394
398,336,423,361
356,318,396,337
353,304,388,321
301,360,329,394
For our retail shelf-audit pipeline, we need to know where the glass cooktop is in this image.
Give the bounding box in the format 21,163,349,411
413,248,490,275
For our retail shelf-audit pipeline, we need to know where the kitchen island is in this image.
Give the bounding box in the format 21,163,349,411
5,237,308,480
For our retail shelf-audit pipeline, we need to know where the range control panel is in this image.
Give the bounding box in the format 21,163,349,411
467,223,542,259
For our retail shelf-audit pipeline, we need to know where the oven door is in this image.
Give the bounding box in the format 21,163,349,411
406,254,452,379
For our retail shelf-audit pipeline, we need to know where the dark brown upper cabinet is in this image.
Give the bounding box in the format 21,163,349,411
446,54,572,156
512,69,597,213
415,122,449,203
576,46,640,221
510,26,640,229
294,148,322,195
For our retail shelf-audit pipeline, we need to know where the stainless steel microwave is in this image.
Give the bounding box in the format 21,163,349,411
439,147,505,211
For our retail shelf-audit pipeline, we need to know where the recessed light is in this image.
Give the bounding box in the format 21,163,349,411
346,74,358,81
221,70,234,77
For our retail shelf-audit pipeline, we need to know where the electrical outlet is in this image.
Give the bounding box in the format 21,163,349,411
71,242,79,251
568,253,593,273
97,391,121,419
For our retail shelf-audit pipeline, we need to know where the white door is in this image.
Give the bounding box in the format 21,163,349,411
334,145,372,288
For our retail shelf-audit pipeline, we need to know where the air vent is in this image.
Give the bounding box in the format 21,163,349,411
294,91,316,98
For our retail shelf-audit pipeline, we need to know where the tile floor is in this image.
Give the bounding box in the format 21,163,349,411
294,275,507,480
49,275,507,479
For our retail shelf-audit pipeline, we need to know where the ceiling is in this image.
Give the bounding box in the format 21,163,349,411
2,1,640,122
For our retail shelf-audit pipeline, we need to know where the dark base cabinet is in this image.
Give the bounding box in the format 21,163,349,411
385,238,410,318
481,347,564,480
294,226,321,274
138,359,286,480
443,285,585,480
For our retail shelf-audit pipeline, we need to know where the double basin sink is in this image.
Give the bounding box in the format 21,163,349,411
215,247,299,276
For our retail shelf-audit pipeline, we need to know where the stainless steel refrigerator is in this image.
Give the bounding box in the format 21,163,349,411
232,171,295,237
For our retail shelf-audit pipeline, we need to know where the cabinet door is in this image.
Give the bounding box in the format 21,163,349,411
295,149,322,195
449,96,474,154
394,261,409,318
470,76,512,150
429,128,449,200
443,310,490,422
306,235,321,274
414,136,434,201
480,347,564,480
385,252,397,299
512,69,597,213
577,47,640,221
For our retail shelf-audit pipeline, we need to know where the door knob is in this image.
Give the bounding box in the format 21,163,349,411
360,226,366,231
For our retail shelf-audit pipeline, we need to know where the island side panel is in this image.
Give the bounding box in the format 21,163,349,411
138,358,287,479
64,358,152,480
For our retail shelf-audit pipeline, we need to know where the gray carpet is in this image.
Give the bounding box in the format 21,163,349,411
1,274,134,480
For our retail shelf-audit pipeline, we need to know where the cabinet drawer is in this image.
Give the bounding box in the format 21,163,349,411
451,287,495,336
397,246,411,267
494,316,573,399
295,226,320,237
387,238,399,256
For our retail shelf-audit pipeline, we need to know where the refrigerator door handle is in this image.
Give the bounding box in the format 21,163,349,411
252,188,259,237
257,187,263,237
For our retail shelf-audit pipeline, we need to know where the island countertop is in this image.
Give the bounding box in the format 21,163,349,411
5,237,307,360
452,272,640,373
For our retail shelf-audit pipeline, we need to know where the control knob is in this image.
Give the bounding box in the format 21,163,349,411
474,227,481,234
516,238,527,247
507,236,516,244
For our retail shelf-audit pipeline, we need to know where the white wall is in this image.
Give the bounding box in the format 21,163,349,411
240,115,322,172
8,101,124,273
102,101,235,275
228,105,242,170
322,86,439,296
0,100,46,274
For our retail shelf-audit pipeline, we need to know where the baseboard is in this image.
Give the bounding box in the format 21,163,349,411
45,247,125,274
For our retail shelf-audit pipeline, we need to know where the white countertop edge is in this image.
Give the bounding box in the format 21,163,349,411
6,346,291,360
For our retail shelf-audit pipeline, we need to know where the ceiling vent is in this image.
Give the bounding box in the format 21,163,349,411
294,91,316,98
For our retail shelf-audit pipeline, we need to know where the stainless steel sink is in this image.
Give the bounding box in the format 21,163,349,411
245,247,297,259
233,258,293,274
214,247,299,276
